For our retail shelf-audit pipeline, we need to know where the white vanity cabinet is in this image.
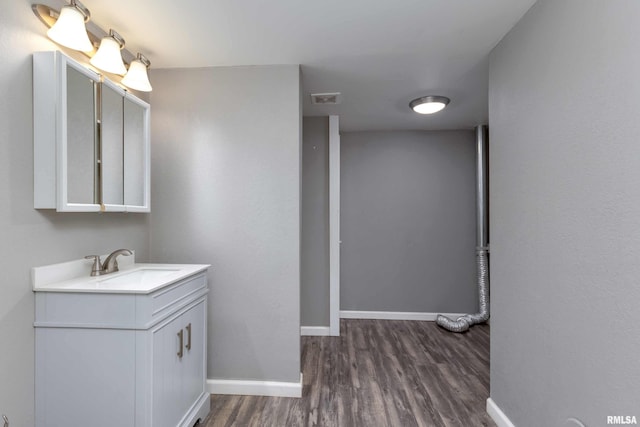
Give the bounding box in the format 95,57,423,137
34,267,210,427
33,51,150,212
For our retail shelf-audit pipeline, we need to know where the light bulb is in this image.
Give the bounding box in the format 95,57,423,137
91,32,127,75
47,4,93,52
412,102,447,114
122,57,152,92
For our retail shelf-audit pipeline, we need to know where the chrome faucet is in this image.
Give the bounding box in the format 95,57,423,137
85,249,133,276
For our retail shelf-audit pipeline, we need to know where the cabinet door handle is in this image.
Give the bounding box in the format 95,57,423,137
186,323,192,351
177,329,184,358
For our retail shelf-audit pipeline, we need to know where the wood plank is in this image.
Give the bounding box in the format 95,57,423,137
202,319,494,427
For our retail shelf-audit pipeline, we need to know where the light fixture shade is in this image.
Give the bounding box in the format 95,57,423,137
46,4,93,52
122,56,152,92
410,96,450,114
90,33,126,75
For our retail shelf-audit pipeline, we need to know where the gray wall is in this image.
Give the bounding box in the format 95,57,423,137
149,65,301,383
301,117,330,327
489,1,640,425
0,2,150,425
340,131,477,313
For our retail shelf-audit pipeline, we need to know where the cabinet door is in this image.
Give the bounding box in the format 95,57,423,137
96,81,149,212
123,93,150,212
64,64,98,208
100,79,125,210
151,299,207,427
151,311,187,427
181,299,207,416
32,52,102,212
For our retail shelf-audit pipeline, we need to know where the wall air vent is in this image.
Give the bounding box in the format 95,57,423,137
310,92,342,105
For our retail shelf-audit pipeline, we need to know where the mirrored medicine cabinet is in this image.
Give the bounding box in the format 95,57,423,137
33,51,150,212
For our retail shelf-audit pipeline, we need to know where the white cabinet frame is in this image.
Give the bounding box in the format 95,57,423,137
33,51,151,213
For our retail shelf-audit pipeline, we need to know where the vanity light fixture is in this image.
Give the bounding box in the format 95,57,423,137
90,29,127,75
121,53,153,92
33,3,154,92
409,95,451,115
45,0,93,52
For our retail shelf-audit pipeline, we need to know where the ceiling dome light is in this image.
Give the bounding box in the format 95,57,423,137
409,96,450,114
46,0,93,52
122,53,153,92
90,29,127,75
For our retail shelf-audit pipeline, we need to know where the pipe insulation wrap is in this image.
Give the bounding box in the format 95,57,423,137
436,247,489,332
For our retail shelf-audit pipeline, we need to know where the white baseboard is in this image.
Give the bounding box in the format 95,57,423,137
207,373,303,398
340,310,467,321
487,398,516,427
180,392,211,427
301,326,331,336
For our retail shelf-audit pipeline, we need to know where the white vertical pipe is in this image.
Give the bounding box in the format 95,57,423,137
329,115,341,336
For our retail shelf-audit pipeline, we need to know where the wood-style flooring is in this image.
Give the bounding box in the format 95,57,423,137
203,319,493,427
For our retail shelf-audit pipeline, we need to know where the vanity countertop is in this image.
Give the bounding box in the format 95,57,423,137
33,256,209,294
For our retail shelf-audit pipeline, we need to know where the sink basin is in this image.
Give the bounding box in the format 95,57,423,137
98,268,180,286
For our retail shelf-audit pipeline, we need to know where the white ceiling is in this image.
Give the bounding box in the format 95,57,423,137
73,0,536,131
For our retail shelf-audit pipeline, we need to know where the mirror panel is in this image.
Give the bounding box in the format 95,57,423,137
124,97,146,207
66,65,96,204
101,83,124,206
